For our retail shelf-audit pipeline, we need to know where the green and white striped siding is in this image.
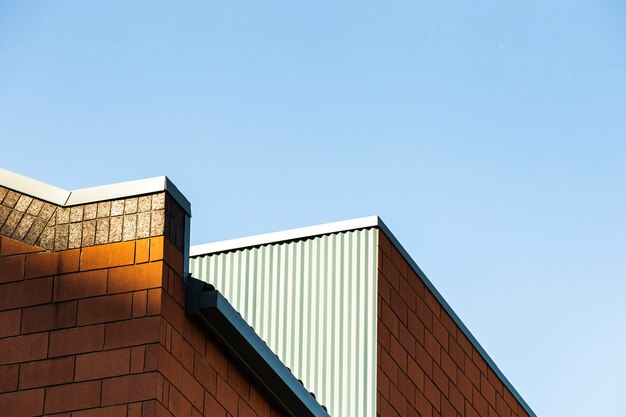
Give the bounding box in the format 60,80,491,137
190,228,378,417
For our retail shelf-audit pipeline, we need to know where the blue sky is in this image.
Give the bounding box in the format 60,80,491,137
2,2,625,415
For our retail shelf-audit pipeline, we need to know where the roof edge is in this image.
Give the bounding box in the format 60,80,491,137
0,168,191,216
0,168,70,206
377,218,537,417
190,215,536,417
190,215,380,256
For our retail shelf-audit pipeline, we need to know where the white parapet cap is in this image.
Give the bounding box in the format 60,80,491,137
190,215,380,256
0,168,191,216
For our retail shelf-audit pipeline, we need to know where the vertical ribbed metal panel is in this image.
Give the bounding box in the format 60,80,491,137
190,228,378,417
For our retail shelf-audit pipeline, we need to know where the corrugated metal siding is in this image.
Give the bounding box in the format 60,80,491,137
190,228,378,417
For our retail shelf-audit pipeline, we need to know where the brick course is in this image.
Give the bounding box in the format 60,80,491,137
377,231,530,417
0,225,286,417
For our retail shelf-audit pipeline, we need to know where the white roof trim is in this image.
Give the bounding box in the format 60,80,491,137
190,215,380,256
0,168,70,206
0,168,191,216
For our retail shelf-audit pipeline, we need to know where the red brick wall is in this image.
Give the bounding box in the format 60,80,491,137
377,231,530,417
0,233,284,417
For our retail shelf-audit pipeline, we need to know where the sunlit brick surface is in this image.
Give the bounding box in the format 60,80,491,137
0,233,285,417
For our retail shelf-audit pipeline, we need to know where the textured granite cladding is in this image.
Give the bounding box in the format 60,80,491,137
0,186,185,252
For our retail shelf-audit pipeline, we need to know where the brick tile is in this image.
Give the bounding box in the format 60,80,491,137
398,370,416,406
389,384,407,416
203,338,228,376
390,288,408,325
472,388,488,416
415,390,433,417
72,405,128,417
20,356,74,389
80,241,135,271
75,348,131,381
102,372,157,405
135,239,150,264
53,270,108,302
151,400,175,417
193,352,217,394
133,290,148,318
130,346,145,374
171,269,185,307
171,329,194,372
0,255,25,283
145,343,159,372
49,324,105,357
390,335,408,370
380,347,399,386
465,359,481,389
21,301,76,333
424,376,441,412
0,364,18,393
150,237,183,277
441,350,457,383
108,262,164,294
423,290,441,319
449,383,464,414
448,338,466,370
407,359,425,391
487,368,504,396
0,388,44,417
457,370,473,401
45,381,101,414
183,319,205,355
147,289,161,316
249,385,270,417
157,345,183,389
204,393,226,417
431,319,449,348
127,402,142,417
0,333,48,365
182,369,205,412
104,316,160,349
0,238,43,256
228,362,250,402
0,277,52,310
239,398,256,417
101,372,158,406
160,290,185,333
77,293,132,325
0,309,21,338
24,250,79,279
168,385,192,417
216,375,238,416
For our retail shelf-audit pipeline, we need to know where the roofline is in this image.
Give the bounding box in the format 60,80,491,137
376,219,537,417
186,278,330,417
191,216,536,417
190,215,379,256
0,168,191,216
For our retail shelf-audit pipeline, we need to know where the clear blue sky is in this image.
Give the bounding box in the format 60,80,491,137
2,2,625,416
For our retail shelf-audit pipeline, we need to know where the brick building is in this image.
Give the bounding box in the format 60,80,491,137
0,168,536,417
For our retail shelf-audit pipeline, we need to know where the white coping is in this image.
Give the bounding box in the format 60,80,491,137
189,215,380,256
0,167,191,216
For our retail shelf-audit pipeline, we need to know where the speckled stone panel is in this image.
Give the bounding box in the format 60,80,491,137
0,188,185,252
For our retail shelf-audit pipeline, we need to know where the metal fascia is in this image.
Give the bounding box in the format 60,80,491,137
376,218,537,417
0,168,70,205
190,215,379,256
0,168,191,216
186,278,330,417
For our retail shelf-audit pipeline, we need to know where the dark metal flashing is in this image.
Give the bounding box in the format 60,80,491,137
377,218,537,417
185,277,330,417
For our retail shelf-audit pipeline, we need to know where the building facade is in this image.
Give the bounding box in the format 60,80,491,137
0,169,535,417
